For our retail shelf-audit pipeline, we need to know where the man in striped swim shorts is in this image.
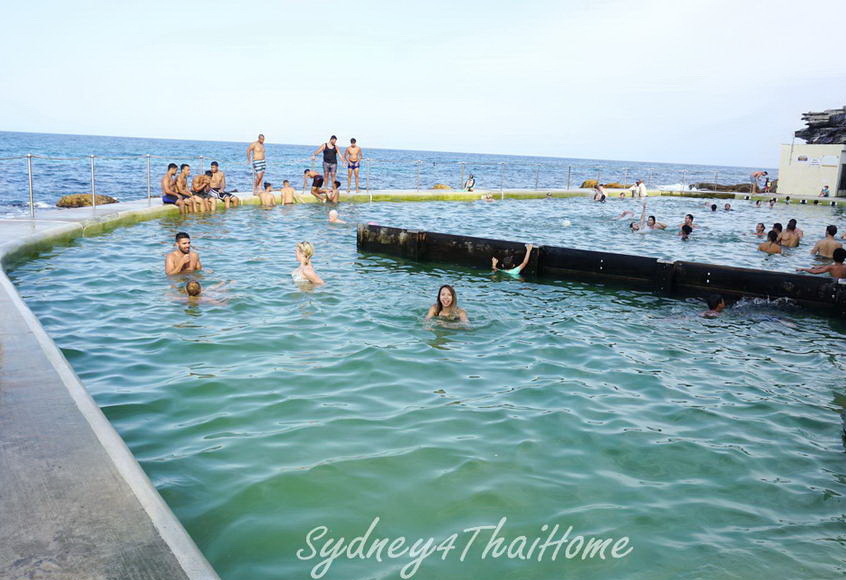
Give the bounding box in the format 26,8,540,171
247,133,266,194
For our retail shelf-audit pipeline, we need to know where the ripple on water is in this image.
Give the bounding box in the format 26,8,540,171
8,203,846,580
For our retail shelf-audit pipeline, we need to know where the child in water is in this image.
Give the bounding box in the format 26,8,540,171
492,244,534,278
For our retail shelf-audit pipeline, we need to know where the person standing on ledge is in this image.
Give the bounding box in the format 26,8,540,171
630,179,647,198
810,225,842,259
312,136,341,198
343,138,363,193
750,170,768,193
161,163,186,214
247,134,266,194
165,232,202,275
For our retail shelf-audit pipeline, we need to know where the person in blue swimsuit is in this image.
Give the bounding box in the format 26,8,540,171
491,244,534,278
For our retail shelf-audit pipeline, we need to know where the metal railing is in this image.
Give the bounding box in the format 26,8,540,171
0,151,771,219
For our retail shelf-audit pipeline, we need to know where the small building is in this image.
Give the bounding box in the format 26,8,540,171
778,143,846,197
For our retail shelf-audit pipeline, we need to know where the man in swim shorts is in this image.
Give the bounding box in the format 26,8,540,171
304,169,326,201
312,135,341,195
209,161,239,209
247,134,266,194
191,170,215,212
176,163,201,213
165,232,202,275
160,163,186,214
343,137,363,193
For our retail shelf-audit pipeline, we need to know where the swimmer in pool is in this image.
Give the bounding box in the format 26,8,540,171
257,181,277,207
492,244,534,277
328,209,346,223
810,225,843,259
679,224,693,241
779,219,802,247
280,180,300,204
796,248,846,279
754,223,766,237
326,180,341,203
629,200,648,232
592,184,606,202
758,230,782,255
425,284,469,322
646,215,667,230
701,294,726,318
755,200,762,208
165,232,202,275
679,213,698,230
292,241,324,285
724,203,732,211
182,280,228,305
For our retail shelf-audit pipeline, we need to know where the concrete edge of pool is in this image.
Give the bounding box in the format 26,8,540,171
0,200,220,579
0,188,843,578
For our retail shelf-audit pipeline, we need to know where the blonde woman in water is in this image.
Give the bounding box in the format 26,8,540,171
292,241,324,285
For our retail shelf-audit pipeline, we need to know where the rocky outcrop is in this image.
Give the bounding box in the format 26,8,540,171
795,105,846,144
56,194,118,208
689,183,752,193
580,180,598,189
602,182,633,189
432,183,452,190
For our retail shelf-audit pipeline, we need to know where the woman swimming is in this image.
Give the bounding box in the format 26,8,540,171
425,285,469,322
292,241,325,285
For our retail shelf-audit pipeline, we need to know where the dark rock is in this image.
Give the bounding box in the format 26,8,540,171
795,106,846,144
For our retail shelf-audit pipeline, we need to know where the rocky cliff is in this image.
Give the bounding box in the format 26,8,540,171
795,106,846,144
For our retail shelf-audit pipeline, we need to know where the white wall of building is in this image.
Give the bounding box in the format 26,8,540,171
778,143,845,196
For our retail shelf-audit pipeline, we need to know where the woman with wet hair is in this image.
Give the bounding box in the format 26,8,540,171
292,241,324,285
425,285,468,322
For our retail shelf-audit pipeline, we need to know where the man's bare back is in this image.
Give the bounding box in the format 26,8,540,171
811,238,842,259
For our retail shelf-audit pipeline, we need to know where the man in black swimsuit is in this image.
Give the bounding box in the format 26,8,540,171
311,136,342,198
303,169,326,201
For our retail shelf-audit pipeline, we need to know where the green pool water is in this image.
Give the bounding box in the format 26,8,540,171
8,200,846,580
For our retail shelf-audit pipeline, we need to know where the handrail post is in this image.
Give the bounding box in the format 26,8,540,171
714,171,719,187
566,165,571,190
90,154,97,210
366,160,370,197
26,153,35,219
146,154,152,205
499,162,504,199
647,168,653,186
416,160,421,192
623,167,628,186
199,155,205,172
681,169,686,193
534,164,539,190
459,162,465,190
596,167,601,183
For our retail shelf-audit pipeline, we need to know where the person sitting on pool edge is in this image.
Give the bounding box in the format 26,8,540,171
701,294,726,318
797,248,846,280
492,244,534,278
758,229,781,255
209,161,238,208
327,180,341,203
292,241,324,285
810,225,843,259
257,181,277,207
165,232,202,275
425,284,469,322
191,169,215,212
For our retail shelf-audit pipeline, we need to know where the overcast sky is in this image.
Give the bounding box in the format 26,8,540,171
1,0,843,167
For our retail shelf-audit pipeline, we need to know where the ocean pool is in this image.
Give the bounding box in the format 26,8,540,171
8,199,846,579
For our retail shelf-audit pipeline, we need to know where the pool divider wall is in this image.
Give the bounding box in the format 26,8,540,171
357,223,846,316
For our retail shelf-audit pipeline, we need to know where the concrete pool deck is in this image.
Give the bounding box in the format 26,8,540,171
1,187,844,578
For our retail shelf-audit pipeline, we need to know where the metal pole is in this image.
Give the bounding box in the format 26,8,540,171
26,154,34,219
146,154,152,205
681,169,686,193
648,168,653,186
199,155,205,172
714,171,719,187
499,162,504,199
596,167,601,182
416,160,420,191
90,155,96,210
567,165,571,190
534,164,539,190
623,168,629,186
459,162,465,190
366,160,370,199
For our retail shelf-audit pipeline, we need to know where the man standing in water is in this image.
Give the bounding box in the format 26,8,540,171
809,225,843,258
312,136,341,198
165,232,202,275
247,134,266,194
343,137,363,193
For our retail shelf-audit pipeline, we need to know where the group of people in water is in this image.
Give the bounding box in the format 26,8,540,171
161,134,364,215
